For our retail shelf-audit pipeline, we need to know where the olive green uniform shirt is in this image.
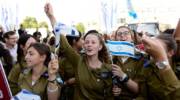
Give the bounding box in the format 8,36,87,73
59,35,114,100
137,60,180,100
8,61,27,95
113,54,144,100
59,57,75,100
8,63,48,100
18,67,48,100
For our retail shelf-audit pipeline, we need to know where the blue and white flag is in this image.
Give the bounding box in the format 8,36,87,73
54,22,79,47
12,89,41,100
127,0,137,19
101,0,117,34
106,40,135,57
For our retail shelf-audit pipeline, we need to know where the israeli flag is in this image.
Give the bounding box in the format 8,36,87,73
54,22,79,47
12,89,41,100
106,40,135,57
127,0,137,19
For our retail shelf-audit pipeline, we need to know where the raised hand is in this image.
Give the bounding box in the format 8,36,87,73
44,3,54,18
142,35,168,62
44,3,57,28
48,54,59,81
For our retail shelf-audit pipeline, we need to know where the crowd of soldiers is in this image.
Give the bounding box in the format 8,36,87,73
0,3,180,100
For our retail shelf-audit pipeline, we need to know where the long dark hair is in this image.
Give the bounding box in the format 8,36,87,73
28,43,51,67
84,30,110,63
17,34,36,63
157,33,177,52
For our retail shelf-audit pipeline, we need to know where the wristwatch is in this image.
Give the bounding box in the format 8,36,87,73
119,74,129,83
156,61,169,69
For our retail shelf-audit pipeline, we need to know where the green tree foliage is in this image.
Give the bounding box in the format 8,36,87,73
22,16,38,28
38,21,48,29
75,22,85,34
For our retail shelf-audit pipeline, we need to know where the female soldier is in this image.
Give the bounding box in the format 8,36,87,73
8,34,37,95
44,4,84,100
135,34,180,100
112,26,144,100
60,30,121,99
58,31,83,100
44,3,121,99
11,43,60,100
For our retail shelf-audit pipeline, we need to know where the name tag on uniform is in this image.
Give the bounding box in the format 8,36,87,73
12,89,41,100
106,40,135,57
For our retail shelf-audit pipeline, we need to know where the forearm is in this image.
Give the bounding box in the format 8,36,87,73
59,35,80,67
154,60,180,95
48,15,57,28
159,66,179,86
8,64,21,95
155,57,179,86
125,79,139,94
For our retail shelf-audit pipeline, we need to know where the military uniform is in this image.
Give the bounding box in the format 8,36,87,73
137,59,180,100
59,57,75,100
8,60,27,95
59,35,114,100
171,57,180,80
9,65,49,100
113,52,145,100
18,67,48,100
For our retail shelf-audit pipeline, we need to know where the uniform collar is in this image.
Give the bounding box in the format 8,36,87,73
23,66,48,81
23,66,48,86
